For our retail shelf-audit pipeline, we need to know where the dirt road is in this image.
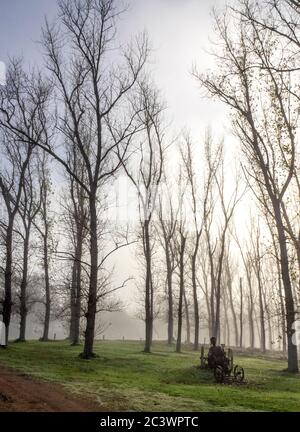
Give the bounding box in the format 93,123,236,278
0,366,106,412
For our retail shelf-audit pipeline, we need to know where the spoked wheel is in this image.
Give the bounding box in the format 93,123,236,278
233,365,245,382
214,365,225,383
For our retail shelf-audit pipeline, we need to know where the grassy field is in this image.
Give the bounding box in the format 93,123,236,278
0,340,299,411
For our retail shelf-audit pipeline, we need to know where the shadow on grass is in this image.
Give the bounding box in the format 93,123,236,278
161,366,213,385
274,368,300,377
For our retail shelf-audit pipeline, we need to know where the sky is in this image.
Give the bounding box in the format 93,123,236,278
0,0,238,320
0,0,228,138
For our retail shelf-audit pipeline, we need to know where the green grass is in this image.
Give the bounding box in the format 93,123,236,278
0,340,299,411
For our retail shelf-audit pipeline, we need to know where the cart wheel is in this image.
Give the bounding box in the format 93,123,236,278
214,365,225,383
233,365,244,382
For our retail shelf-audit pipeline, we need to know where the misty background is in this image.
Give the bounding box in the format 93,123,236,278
0,0,230,341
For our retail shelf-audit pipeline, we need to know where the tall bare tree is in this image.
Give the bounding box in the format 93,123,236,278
17,154,42,341
180,134,204,351
157,192,177,345
175,219,187,353
58,144,89,345
121,79,165,353
33,154,54,342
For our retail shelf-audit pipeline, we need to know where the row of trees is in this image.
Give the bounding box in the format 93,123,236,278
197,0,300,372
134,130,295,358
0,0,299,373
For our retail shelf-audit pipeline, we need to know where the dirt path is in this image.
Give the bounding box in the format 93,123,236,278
0,366,106,412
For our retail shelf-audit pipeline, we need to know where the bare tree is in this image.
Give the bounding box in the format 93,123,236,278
180,134,204,351
233,229,256,349
17,154,42,341
224,250,239,347
60,145,89,345
268,219,287,352
121,79,165,353
239,277,244,348
156,191,177,345
251,221,266,352
175,219,187,353
33,154,54,342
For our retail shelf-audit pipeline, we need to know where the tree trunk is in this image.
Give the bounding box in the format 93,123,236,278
258,275,266,352
208,239,215,337
69,259,77,342
81,193,98,358
226,308,230,346
256,238,266,353
73,254,82,345
279,287,287,353
183,287,190,345
276,251,287,353
254,307,261,349
245,267,255,349
70,227,83,345
191,251,200,350
176,233,186,353
144,219,153,353
19,226,30,342
41,231,51,341
213,235,227,341
274,204,298,372
150,263,154,345
239,277,243,348
267,315,273,350
3,221,13,346
227,275,239,347
165,244,174,345
223,289,230,346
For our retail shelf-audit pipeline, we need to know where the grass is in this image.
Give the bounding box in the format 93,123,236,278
0,340,299,411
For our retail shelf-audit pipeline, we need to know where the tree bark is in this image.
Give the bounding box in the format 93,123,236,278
176,233,186,353
227,270,239,347
191,246,200,350
165,244,174,345
69,226,83,345
213,233,227,341
81,193,98,358
274,242,287,353
257,275,266,352
239,277,243,348
279,284,287,353
3,221,13,346
144,219,153,353
69,260,77,343
41,229,51,341
248,282,255,349
18,226,30,342
274,203,298,372
73,249,82,345
206,229,216,337
183,287,191,345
